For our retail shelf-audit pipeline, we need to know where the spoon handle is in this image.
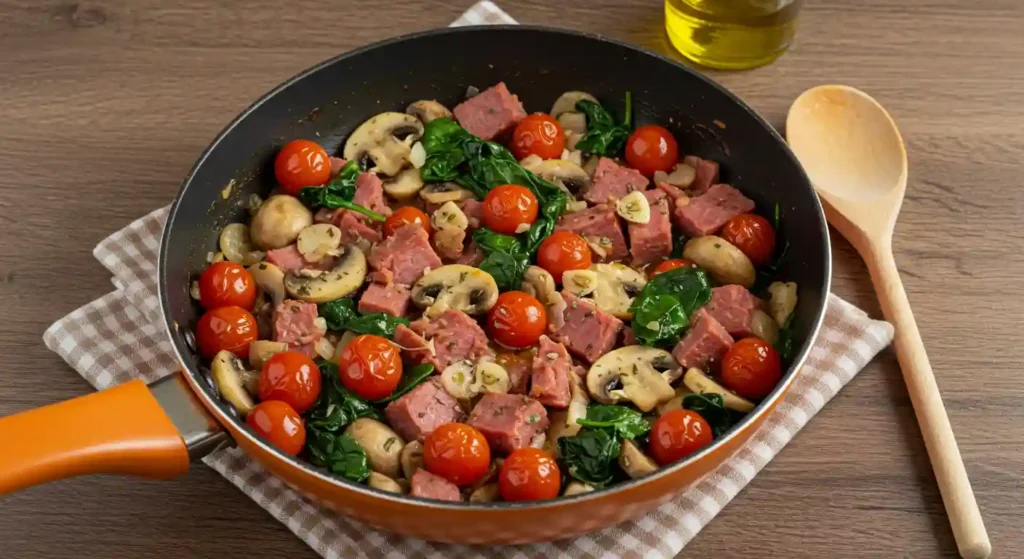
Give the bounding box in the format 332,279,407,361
865,245,991,559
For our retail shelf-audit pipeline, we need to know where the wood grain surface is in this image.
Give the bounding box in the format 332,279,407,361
1,1,1022,557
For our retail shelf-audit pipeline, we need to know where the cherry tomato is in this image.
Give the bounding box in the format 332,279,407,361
510,113,566,160
258,351,322,414
499,448,561,502
423,423,492,486
487,291,547,349
720,337,783,400
384,206,432,238
625,125,679,177
246,400,306,456
648,258,695,279
195,306,257,359
274,139,330,196
720,213,777,266
198,261,257,310
536,231,592,284
648,409,713,465
336,334,402,400
481,184,539,235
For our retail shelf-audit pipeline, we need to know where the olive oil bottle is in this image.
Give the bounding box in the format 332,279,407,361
665,0,803,70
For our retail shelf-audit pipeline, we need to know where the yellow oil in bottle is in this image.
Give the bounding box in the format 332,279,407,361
665,0,803,70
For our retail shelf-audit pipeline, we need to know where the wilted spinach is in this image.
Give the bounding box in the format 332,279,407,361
774,313,797,362
307,432,370,483
574,92,632,157
629,266,713,347
556,428,622,487
372,364,435,404
317,298,409,338
576,405,652,440
681,393,732,438
298,160,386,222
473,229,530,292
303,368,378,482
317,299,357,331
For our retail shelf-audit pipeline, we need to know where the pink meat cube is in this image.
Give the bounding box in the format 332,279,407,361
585,157,650,205
384,378,465,442
682,155,720,195
672,308,735,371
395,310,494,372
358,281,412,317
467,393,549,454
550,293,624,363
410,469,462,502
704,285,766,338
272,299,323,356
554,205,628,262
529,336,573,408
452,82,527,140
368,223,443,285
628,189,673,266
674,183,755,237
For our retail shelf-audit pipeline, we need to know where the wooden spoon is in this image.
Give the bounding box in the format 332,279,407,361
786,85,991,559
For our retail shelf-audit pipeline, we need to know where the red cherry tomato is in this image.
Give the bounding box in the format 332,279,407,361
198,261,257,310
195,306,257,359
422,423,492,486
499,448,561,502
625,125,679,177
536,231,593,284
258,351,322,414
274,139,330,196
648,258,695,279
648,409,713,465
336,334,402,400
481,184,539,235
246,400,306,456
720,213,777,266
384,206,432,238
487,291,547,349
720,337,783,400
510,113,566,160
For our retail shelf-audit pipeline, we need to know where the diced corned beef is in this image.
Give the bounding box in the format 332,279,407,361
456,239,485,266
353,172,391,217
585,157,650,204
384,378,465,442
529,336,573,408
358,281,412,317
368,223,442,285
329,157,347,176
315,208,382,244
410,468,462,502
453,82,527,141
467,393,549,454
272,300,324,356
628,189,673,266
682,155,720,195
265,244,308,273
674,183,755,237
501,353,532,395
550,293,623,363
404,309,494,372
460,199,484,229
656,181,687,206
554,205,628,262
672,308,735,371
703,285,766,338
621,328,638,346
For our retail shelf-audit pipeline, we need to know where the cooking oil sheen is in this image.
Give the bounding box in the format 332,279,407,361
665,0,802,70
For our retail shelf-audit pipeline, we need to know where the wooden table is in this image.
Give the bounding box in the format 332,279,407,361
1,1,1022,557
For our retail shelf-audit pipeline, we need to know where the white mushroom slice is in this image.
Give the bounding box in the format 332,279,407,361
519,154,544,169
562,269,599,297
419,182,475,205
410,264,499,318
656,385,693,416
750,309,779,345
383,167,425,200
683,236,756,288
296,224,342,263
546,371,590,458
399,441,424,480
344,418,405,478
405,100,453,124
219,223,262,265
284,245,367,303
558,111,587,135
616,191,651,224
521,266,560,306
431,201,469,231
343,112,424,176
567,264,647,320
619,439,659,479
587,346,680,412
653,164,697,189
768,281,798,326
250,195,314,250
247,262,286,307
440,360,510,400
210,350,256,415
248,340,289,370
682,368,755,412
584,235,612,259
469,483,501,503
563,481,595,496
582,155,600,178
550,91,599,118
367,472,405,494
521,158,591,196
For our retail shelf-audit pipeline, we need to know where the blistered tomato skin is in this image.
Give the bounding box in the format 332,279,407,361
258,351,322,414
246,400,306,456
336,334,403,400
423,423,492,486
625,125,679,177
720,337,783,400
198,261,257,310
648,258,695,279
384,206,432,238
487,291,547,349
195,306,258,359
499,448,561,502
274,139,331,196
536,231,593,284
510,113,566,160
648,409,713,465
481,184,539,235
721,213,777,266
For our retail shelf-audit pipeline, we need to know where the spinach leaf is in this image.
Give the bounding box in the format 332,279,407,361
557,428,622,487
317,299,357,332
317,298,408,338
298,160,386,222
307,431,371,483
307,363,383,427
670,233,690,259
576,405,652,440
372,364,435,404
574,92,633,157
629,266,713,347
472,228,530,291
682,393,732,438
774,313,797,362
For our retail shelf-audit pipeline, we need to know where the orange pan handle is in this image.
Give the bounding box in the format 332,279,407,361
0,374,226,494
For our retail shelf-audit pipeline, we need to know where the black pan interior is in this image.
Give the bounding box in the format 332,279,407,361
161,26,830,501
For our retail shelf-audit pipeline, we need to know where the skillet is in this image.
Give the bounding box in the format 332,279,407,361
0,25,830,544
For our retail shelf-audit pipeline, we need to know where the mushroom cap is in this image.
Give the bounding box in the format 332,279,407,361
419,182,475,205
343,112,424,176
283,244,367,303
521,158,591,195
586,345,678,412
550,90,599,118
249,195,314,250
210,350,256,415
247,261,287,307
682,367,755,412
410,264,499,318
564,263,646,320
618,439,659,479
405,100,453,124
382,167,425,200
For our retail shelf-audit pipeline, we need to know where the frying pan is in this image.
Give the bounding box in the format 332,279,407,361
0,26,830,544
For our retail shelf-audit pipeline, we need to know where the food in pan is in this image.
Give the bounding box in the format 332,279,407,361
192,82,798,503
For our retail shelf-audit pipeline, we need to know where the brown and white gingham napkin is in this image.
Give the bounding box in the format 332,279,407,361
43,3,895,558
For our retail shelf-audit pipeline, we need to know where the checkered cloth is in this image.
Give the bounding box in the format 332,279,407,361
42,2,895,557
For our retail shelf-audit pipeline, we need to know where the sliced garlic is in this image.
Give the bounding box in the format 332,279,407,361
562,269,599,297
315,337,335,360
431,201,469,231
409,141,427,168
565,200,589,213
219,223,255,264
440,360,510,400
440,360,476,400
768,281,798,326
616,191,651,224
296,224,342,263
471,362,511,394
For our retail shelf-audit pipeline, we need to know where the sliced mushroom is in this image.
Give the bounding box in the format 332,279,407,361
249,340,289,370
343,112,424,176
682,368,755,412
296,224,342,263
440,359,510,400
521,266,561,307
655,385,693,416
683,236,756,288
419,182,475,205
563,264,646,320
550,91,598,118
344,418,405,478
750,309,779,345
431,201,469,231
563,481,595,496
381,167,425,201
210,350,256,415
587,346,680,412
558,111,588,135
616,191,651,224
405,100,453,124
400,441,424,480
582,155,601,178
284,245,367,303
545,373,589,458
653,164,697,189
619,439,659,479
469,483,501,503
768,281,798,326
219,223,263,265
560,148,584,167
247,262,286,307
410,264,499,318
367,472,405,494
521,158,591,195
562,269,599,297
250,195,314,250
